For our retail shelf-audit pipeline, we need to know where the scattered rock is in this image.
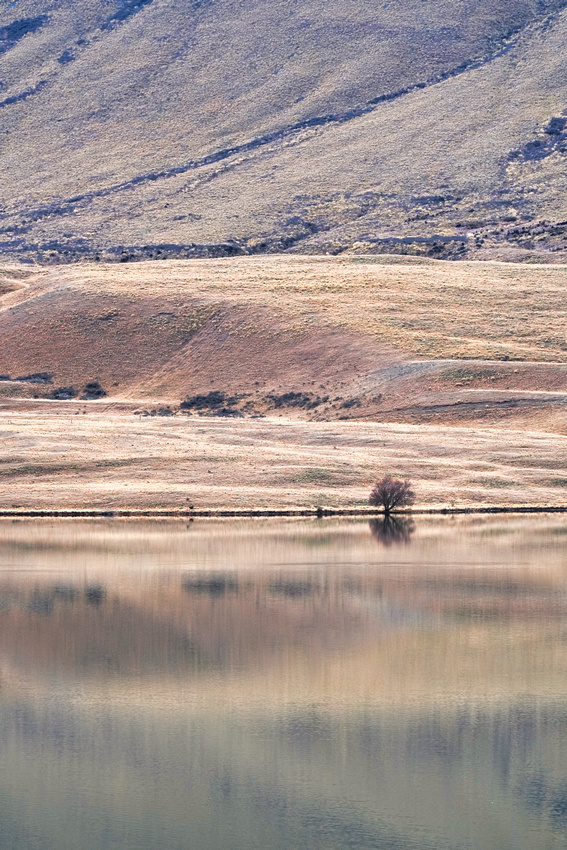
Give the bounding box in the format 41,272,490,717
57,49,75,64
101,0,154,30
508,116,567,162
0,16,48,55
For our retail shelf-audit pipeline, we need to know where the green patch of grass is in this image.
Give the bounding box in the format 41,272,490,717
441,367,501,385
4,458,142,477
94,459,141,469
293,468,339,484
291,468,364,486
183,455,239,463
4,464,75,477
470,477,516,488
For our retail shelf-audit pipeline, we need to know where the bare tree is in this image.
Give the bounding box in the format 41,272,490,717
369,475,415,514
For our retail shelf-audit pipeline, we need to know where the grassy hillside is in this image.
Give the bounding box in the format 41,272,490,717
2,255,567,423
0,0,566,260
1,255,566,509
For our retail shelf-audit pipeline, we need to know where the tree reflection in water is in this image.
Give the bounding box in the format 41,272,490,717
369,515,415,546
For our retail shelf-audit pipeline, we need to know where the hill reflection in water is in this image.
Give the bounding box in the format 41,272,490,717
0,517,566,849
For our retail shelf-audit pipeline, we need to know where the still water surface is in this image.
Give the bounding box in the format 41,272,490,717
0,516,567,849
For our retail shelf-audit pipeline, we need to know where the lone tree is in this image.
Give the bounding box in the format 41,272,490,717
369,475,415,515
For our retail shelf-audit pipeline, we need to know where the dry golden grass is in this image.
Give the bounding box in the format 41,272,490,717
32,255,567,362
2,405,567,510
1,256,567,509
0,256,567,362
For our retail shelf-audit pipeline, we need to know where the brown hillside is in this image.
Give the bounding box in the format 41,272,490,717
1,256,566,419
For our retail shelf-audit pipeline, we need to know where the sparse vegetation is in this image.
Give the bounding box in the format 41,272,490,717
17,372,53,384
82,381,106,399
1,0,567,262
182,575,238,596
294,468,337,484
269,580,314,598
180,391,242,416
181,390,233,410
51,386,77,400
265,391,328,410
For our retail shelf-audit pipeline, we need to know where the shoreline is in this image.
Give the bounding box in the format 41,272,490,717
1,506,567,519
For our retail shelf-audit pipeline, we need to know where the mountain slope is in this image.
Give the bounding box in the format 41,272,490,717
0,0,566,260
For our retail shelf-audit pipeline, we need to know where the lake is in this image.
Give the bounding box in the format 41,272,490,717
0,516,566,849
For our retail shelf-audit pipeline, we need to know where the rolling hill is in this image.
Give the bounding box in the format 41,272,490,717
0,0,566,261
2,255,567,418
2,255,567,511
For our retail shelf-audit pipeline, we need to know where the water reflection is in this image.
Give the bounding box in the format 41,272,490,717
0,517,566,849
182,574,239,596
369,515,415,545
